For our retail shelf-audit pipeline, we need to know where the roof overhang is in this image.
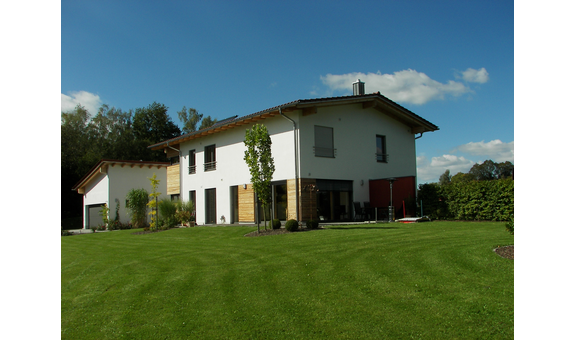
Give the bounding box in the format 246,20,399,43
72,159,170,194
148,93,439,151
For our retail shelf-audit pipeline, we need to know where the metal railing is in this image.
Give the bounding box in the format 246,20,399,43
188,165,196,174
376,153,389,163
313,146,336,158
204,161,217,172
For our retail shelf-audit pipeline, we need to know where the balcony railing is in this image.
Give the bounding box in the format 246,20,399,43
204,161,217,172
314,146,336,158
376,153,389,163
188,165,196,174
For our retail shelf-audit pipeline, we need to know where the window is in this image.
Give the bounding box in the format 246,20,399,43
204,144,216,171
171,194,180,201
314,126,335,158
189,190,196,221
189,149,196,174
376,135,388,163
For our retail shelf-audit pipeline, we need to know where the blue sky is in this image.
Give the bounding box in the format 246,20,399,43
61,0,514,184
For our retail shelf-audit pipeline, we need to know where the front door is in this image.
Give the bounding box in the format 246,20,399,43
205,188,216,224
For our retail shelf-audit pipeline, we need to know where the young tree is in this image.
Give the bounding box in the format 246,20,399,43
199,116,218,130
244,124,275,233
147,173,162,230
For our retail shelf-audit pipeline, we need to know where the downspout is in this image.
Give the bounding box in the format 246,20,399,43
279,107,300,222
166,142,182,201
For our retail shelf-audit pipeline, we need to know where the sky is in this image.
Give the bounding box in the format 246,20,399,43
61,0,514,184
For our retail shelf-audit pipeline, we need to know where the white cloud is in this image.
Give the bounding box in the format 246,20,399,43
460,67,489,83
417,139,514,184
320,69,470,105
455,140,514,162
61,91,102,116
417,154,476,184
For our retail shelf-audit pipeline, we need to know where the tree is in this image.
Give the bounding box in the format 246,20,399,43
439,169,451,186
199,116,218,130
133,102,181,161
244,124,275,233
147,173,162,230
468,160,514,181
177,106,203,134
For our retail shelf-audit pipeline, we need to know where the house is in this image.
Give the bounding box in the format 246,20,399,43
72,159,169,228
149,80,439,225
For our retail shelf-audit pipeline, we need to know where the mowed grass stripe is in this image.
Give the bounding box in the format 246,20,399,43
62,222,513,339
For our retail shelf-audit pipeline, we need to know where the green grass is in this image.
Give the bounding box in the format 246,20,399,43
61,221,514,339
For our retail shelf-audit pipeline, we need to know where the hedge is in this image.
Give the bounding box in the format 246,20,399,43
419,178,513,221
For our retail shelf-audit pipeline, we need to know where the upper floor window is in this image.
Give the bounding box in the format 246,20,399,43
314,125,336,158
204,144,216,171
376,135,388,163
189,149,196,174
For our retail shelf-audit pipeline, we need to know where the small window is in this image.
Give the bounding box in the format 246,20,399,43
204,145,216,171
376,135,387,163
314,126,335,158
171,194,180,201
189,149,196,174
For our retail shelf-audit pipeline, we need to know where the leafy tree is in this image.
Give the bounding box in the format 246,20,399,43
468,160,514,181
199,116,218,130
177,106,203,134
439,169,451,186
244,124,275,233
451,172,473,184
133,102,180,141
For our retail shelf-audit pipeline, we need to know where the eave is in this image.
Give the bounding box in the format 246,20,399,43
72,159,170,194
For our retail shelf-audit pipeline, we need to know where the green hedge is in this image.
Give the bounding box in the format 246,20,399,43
419,178,513,221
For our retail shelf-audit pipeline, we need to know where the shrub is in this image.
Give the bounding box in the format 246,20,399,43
285,219,299,232
61,230,73,236
90,227,97,233
306,220,319,229
126,188,149,228
272,219,281,230
158,198,178,228
505,217,514,235
176,200,195,225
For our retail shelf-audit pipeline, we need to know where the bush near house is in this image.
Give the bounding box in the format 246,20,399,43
306,220,319,229
272,219,281,230
285,219,299,232
418,178,513,221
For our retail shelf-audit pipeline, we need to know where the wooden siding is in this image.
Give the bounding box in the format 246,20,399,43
167,165,180,195
238,184,255,222
286,179,298,221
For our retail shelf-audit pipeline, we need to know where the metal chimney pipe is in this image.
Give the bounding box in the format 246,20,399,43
353,79,365,95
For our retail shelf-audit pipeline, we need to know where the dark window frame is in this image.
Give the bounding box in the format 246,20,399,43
376,135,388,163
204,144,216,171
189,149,196,174
314,125,336,158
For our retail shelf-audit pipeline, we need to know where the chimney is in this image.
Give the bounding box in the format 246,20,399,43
353,79,365,95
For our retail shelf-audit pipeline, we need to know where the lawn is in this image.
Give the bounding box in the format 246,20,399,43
61,221,514,339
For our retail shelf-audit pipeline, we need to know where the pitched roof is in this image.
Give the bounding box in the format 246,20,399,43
72,159,170,192
149,93,439,151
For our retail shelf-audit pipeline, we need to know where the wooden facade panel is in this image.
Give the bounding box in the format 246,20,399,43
286,179,298,221
167,165,180,195
238,184,254,222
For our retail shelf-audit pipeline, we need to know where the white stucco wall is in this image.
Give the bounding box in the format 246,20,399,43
298,104,417,203
107,165,168,225
175,105,417,224
81,164,168,228
178,114,297,225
